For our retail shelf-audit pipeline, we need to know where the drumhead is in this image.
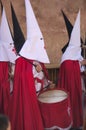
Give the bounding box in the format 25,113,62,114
38,89,68,103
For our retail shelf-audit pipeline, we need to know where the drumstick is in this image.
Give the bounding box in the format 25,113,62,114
36,85,50,93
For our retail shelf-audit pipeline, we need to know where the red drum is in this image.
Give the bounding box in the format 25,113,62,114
38,89,72,130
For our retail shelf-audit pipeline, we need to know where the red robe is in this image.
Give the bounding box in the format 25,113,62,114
0,62,10,115
9,57,44,130
57,60,83,128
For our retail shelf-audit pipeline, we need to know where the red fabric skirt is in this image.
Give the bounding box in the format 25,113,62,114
9,57,44,130
0,62,10,115
57,60,83,128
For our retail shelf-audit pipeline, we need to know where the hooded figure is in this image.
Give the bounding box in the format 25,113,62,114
0,2,16,115
57,11,83,129
9,0,50,130
22,0,50,93
61,10,86,101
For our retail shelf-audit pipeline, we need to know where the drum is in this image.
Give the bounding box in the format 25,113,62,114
38,89,72,130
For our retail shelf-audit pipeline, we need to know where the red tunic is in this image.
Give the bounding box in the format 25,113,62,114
9,57,44,130
57,60,83,128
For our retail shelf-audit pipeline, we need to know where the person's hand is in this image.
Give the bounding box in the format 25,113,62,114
35,64,42,73
80,59,86,66
48,80,56,89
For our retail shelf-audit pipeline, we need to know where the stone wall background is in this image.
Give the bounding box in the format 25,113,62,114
1,0,86,67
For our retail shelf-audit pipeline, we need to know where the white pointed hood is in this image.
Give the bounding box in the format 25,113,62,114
61,10,83,63
19,0,50,63
0,7,16,63
0,40,9,61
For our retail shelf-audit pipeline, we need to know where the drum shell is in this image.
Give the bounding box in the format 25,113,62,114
38,89,72,129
